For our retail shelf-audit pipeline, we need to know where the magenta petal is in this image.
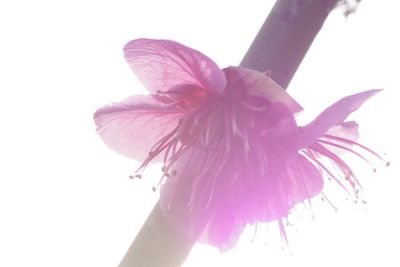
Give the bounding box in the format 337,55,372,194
94,95,185,161
223,66,303,113
256,155,323,222
205,208,245,251
159,147,245,250
124,39,227,94
298,89,382,148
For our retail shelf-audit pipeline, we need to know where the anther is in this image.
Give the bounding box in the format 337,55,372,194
129,174,142,179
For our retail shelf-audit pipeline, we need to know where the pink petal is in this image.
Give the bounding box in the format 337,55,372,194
94,95,185,161
124,39,227,94
204,208,245,251
258,102,299,149
322,121,359,154
326,121,359,141
223,66,303,113
159,147,246,250
159,149,215,241
254,154,323,223
298,89,381,148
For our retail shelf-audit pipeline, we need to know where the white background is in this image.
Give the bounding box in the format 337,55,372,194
1,1,399,266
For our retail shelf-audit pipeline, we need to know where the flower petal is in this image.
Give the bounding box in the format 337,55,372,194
124,38,227,94
94,94,185,161
298,89,381,148
223,66,303,113
321,121,359,154
204,208,245,251
326,121,359,141
159,147,246,250
253,154,323,222
159,148,215,241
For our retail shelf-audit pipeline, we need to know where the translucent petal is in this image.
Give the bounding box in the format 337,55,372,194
205,207,245,251
223,66,303,113
159,146,247,250
326,121,359,141
94,95,185,161
298,89,381,148
322,121,359,154
251,154,323,223
124,38,227,94
159,148,215,241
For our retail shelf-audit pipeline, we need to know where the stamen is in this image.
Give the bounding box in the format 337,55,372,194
323,134,387,162
205,179,216,209
223,104,233,153
152,173,168,192
318,139,376,170
278,219,289,246
128,174,142,179
320,193,338,211
230,107,244,138
240,100,267,112
303,147,357,197
135,122,181,173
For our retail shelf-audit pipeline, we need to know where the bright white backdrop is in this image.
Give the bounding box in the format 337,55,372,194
0,1,399,266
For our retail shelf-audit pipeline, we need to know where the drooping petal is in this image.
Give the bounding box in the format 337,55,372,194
223,66,303,113
159,140,248,250
298,89,381,148
253,154,323,223
159,148,218,242
94,94,185,161
124,38,227,94
204,205,246,251
158,99,307,249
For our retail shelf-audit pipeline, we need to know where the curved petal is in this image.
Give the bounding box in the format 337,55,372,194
256,154,323,222
159,148,216,242
204,207,246,252
223,66,303,113
159,147,246,250
326,121,359,141
298,89,381,148
258,102,299,150
124,38,227,94
321,121,359,154
94,94,185,161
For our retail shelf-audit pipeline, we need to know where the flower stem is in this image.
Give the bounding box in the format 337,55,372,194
241,0,339,89
119,203,194,267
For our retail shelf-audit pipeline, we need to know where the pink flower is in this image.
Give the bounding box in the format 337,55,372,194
94,38,384,250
